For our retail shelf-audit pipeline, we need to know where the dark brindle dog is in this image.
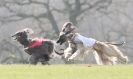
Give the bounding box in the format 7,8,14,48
12,28,54,65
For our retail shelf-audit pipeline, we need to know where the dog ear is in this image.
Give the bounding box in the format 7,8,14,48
23,28,34,35
65,22,72,28
62,22,73,31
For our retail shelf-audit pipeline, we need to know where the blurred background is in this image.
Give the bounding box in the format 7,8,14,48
0,0,133,64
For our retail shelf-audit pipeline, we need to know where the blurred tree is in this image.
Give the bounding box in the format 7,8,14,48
0,0,59,35
52,0,112,26
0,39,28,64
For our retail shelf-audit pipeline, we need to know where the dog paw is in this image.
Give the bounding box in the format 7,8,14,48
68,58,73,61
124,56,128,64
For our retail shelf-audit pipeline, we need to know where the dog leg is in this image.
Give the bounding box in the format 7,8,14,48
93,42,111,65
29,55,38,65
64,47,73,59
108,44,128,64
41,61,50,65
93,51,103,65
68,48,85,61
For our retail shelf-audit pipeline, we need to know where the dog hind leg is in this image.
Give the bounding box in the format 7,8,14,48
108,45,128,64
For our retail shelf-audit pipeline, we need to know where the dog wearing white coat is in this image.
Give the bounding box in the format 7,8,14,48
57,22,128,65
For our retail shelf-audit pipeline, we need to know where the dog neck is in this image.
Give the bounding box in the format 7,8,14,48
18,38,31,48
67,33,77,44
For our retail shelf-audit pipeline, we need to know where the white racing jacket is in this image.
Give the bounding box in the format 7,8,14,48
74,33,96,47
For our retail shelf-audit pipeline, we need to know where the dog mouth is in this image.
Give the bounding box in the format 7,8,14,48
56,34,67,45
11,34,18,40
12,35,21,41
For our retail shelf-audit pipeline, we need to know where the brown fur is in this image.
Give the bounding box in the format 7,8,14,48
57,22,128,65
93,41,128,65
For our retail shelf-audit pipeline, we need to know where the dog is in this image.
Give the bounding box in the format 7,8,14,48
57,22,128,65
12,28,55,65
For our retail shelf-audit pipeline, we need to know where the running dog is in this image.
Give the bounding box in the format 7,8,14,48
12,28,55,65
57,22,128,65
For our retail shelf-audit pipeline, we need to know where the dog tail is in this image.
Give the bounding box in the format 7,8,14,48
54,49,64,55
105,41,125,46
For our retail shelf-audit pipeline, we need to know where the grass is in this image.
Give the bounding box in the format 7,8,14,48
0,64,133,79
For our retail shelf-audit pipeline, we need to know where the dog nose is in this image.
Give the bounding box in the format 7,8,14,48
11,35,15,37
11,33,17,37
11,34,17,40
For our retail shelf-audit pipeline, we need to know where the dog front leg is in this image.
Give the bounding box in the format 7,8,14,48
68,48,84,61
93,51,103,65
64,47,73,59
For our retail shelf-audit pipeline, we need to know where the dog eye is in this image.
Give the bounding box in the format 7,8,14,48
16,33,23,36
63,29,65,32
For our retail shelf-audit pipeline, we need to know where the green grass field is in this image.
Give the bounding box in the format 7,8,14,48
0,64,133,79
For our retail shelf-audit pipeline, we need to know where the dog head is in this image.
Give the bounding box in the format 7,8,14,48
12,28,34,45
57,22,76,45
